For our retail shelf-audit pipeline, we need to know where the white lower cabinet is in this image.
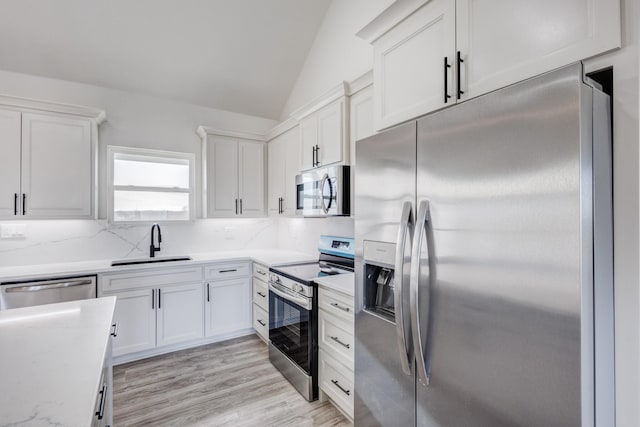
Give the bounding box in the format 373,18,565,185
205,277,252,337
110,288,156,357
318,286,355,420
252,262,270,342
157,283,204,347
99,262,254,362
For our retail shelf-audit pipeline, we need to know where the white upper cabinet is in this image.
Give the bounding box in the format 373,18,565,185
372,0,456,131
317,100,344,166
456,0,621,101
206,135,239,217
0,105,99,219
238,140,265,216
21,113,93,218
268,125,300,216
358,0,621,130
295,94,349,171
349,84,375,165
200,128,266,218
0,109,21,217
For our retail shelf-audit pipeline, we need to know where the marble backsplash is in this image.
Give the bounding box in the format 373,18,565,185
0,217,355,267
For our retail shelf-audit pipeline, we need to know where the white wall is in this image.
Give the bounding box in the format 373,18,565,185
279,0,394,119
277,217,354,254
0,69,277,218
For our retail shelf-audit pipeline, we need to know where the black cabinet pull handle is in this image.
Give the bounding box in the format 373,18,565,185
444,57,451,103
207,283,210,302
330,302,350,312
240,199,243,215
257,291,266,298
220,269,237,273
158,289,161,309
331,379,350,396
96,383,107,419
110,323,118,337
315,144,320,167
152,289,155,309
22,194,26,215
330,335,351,349
14,193,17,215
257,319,266,326
235,198,238,215
312,146,317,167
457,51,464,100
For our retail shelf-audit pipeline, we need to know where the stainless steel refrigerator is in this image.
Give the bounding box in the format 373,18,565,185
354,63,614,427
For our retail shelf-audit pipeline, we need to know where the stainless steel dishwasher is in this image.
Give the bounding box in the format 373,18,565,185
0,275,96,310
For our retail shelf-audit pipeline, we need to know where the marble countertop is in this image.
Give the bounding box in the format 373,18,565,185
0,297,116,426
0,249,317,282
313,272,355,297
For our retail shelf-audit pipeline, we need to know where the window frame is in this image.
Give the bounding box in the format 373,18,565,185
107,145,196,223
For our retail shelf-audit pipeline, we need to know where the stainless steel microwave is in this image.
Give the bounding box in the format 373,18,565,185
296,165,350,217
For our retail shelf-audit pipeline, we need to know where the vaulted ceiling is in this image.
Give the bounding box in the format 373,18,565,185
0,0,332,119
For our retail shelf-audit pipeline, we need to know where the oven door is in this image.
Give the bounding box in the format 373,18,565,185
269,282,312,374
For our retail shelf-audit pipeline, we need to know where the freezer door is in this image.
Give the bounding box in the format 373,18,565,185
354,121,416,426
414,64,594,427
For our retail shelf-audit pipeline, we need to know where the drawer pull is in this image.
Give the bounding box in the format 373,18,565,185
331,379,350,396
330,302,350,313
257,270,267,276
96,383,107,419
220,269,237,273
330,335,350,349
110,323,118,337
257,319,266,326
257,291,266,298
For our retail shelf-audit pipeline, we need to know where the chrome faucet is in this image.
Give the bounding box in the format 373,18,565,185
150,223,162,258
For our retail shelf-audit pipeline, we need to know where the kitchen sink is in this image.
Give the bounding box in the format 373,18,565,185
111,256,192,267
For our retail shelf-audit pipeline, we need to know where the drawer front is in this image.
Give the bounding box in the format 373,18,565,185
253,304,269,341
252,263,269,281
318,288,354,323
205,262,250,280
319,310,354,368
99,266,203,292
319,349,354,418
253,277,269,311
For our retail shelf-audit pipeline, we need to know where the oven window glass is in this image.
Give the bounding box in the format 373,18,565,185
269,290,311,374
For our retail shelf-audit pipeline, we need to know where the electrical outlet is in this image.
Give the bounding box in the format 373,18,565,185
0,224,26,239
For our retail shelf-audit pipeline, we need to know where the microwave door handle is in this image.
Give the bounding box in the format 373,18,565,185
319,173,330,214
394,201,414,376
410,200,432,386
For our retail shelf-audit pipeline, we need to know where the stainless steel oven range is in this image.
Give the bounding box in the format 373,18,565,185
268,235,354,401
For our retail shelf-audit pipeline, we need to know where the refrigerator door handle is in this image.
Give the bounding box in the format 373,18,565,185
394,201,414,376
410,199,431,386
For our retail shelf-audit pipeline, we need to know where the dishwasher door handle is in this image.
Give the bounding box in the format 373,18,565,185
4,279,94,293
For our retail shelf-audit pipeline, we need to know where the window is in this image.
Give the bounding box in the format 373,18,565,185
108,146,195,222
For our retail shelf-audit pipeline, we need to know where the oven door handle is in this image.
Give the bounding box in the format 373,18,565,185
269,283,311,310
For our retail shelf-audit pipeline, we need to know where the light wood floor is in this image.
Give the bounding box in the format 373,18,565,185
113,334,350,426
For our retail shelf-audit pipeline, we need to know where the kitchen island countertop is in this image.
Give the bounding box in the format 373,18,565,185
0,297,116,426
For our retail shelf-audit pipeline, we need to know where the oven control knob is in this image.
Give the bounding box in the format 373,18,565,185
294,283,301,293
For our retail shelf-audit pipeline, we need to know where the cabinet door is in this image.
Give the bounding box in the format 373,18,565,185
349,86,374,166
110,289,156,357
268,136,285,215
206,135,239,217
156,282,204,347
238,139,265,217
373,0,456,130
0,109,21,218
205,278,252,337
283,126,300,215
456,0,621,101
317,100,344,167
21,113,93,218
299,114,318,171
